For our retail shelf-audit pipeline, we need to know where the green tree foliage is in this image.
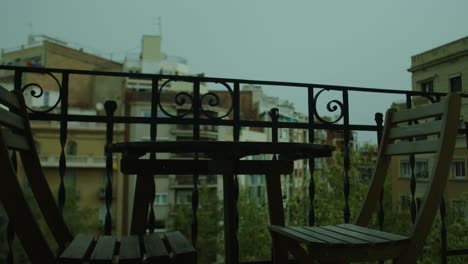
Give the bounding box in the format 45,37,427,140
237,187,271,262
172,184,222,264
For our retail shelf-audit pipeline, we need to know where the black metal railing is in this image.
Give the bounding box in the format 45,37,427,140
0,65,467,263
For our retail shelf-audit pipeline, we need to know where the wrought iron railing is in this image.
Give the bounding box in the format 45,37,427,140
0,65,467,263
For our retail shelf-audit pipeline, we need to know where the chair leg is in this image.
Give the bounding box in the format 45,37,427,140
271,233,288,264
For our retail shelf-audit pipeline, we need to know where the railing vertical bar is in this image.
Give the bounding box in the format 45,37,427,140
342,90,351,223
58,73,69,219
147,77,160,234
104,101,117,235
440,196,447,264
307,87,316,226
375,113,384,231
406,95,417,224
192,80,200,247
439,95,448,264
232,82,240,263
375,112,385,264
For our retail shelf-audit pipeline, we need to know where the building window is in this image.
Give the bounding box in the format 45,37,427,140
450,75,462,92
400,160,410,178
248,175,266,206
66,141,77,155
415,161,429,179
176,190,192,205
451,159,466,179
400,160,429,179
154,193,168,205
420,79,434,93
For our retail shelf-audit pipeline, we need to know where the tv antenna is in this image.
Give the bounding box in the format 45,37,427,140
153,16,162,37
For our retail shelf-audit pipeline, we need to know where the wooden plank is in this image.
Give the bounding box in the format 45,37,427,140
89,236,116,264
119,236,141,264
142,233,170,263
164,231,197,264
0,85,21,110
0,107,25,131
391,101,444,123
303,226,367,244
121,159,293,175
388,120,443,140
321,225,389,244
1,128,29,150
337,224,408,241
289,227,346,244
385,140,440,155
59,234,95,263
268,225,326,244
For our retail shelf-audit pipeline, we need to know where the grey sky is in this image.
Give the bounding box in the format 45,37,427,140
1,0,468,143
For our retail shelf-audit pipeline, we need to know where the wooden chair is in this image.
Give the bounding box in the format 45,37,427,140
0,86,196,264
266,93,461,263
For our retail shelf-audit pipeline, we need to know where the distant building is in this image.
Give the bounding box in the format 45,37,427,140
0,34,124,109
0,35,126,234
391,36,468,218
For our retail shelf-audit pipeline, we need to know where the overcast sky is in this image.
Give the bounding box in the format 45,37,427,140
1,0,468,143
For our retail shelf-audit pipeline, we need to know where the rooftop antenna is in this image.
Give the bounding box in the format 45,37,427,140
153,16,162,37
28,22,33,35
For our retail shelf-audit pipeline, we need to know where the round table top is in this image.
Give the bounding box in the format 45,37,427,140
109,140,334,160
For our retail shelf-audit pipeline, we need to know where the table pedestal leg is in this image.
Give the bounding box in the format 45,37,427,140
223,169,237,264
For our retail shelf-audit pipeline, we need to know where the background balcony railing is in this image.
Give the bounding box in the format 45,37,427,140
39,155,106,168
1,65,468,263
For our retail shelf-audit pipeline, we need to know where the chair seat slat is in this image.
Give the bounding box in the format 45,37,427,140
268,225,328,244
59,234,95,263
303,226,368,245
337,224,408,241
163,231,197,264
289,227,347,244
119,236,141,264
89,236,116,264
321,225,390,244
143,233,170,263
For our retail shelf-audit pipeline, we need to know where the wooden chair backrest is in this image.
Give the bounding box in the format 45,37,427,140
356,93,461,249
0,86,72,263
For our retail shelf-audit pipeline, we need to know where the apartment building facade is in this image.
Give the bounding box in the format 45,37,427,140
391,36,468,218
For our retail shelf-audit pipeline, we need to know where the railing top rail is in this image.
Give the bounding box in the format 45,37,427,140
0,65,459,97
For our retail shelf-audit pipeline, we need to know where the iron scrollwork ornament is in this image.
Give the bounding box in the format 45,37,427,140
21,72,62,113
313,88,344,124
158,79,233,119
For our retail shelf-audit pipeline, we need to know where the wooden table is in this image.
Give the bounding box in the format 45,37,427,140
108,140,334,264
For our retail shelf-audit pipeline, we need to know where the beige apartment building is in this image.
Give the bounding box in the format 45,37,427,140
0,35,126,234
391,36,468,218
